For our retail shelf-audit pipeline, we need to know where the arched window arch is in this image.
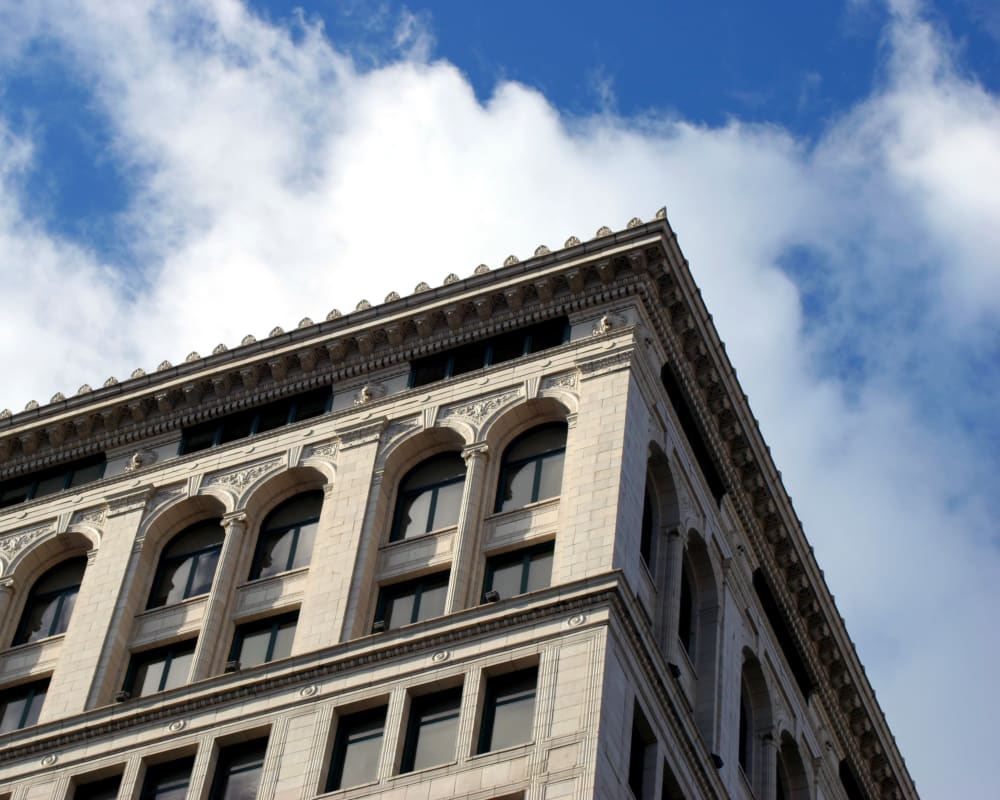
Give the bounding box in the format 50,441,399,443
494,422,567,513
391,452,466,542
249,491,323,580
12,557,87,645
738,655,774,792
778,732,811,800
147,519,224,609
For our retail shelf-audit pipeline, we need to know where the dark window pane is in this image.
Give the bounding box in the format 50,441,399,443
0,483,32,508
525,549,553,593
641,490,654,566
263,492,323,529
73,774,122,800
232,613,297,668
211,738,267,800
489,560,524,600
35,473,69,497
535,451,565,502
290,521,316,570
489,329,528,364
181,423,219,454
128,642,196,697
328,706,386,790
141,758,193,800
402,689,462,773
0,681,47,733
219,410,256,444
495,424,567,513
150,521,223,608
410,357,450,388
255,400,292,434
679,556,694,656
15,558,86,644
629,704,656,799
450,341,488,376
70,460,106,487
252,530,294,581
527,317,569,351
378,574,449,630
292,388,331,421
430,480,463,530
478,667,537,753
394,490,433,540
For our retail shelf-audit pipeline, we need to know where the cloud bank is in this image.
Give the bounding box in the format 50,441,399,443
0,2,997,795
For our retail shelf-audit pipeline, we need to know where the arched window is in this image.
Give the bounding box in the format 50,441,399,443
249,491,322,580
148,520,224,609
738,679,753,778
678,550,696,657
12,557,87,646
640,488,654,566
494,423,567,513
390,453,466,542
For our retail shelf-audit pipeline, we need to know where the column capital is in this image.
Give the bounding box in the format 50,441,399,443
221,511,248,533
461,442,489,464
0,576,15,595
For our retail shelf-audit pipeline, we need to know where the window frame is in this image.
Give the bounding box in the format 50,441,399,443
326,705,388,791
71,773,123,800
400,687,463,774
248,491,323,581
482,542,554,601
139,756,194,800
0,679,49,733
493,423,568,514
476,666,539,754
0,455,106,509
207,737,269,800
374,572,450,632
389,453,467,542
124,640,197,698
12,556,87,646
229,611,298,669
147,520,224,609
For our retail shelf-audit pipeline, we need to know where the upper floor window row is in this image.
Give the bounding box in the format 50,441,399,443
180,387,332,455
0,454,106,510
409,317,570,389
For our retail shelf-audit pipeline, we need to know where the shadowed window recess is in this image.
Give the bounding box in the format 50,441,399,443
249,491,322,580
477,666,538,753
482,542,553,601
409,317,569,388
390,453,466,541
0,454,105,509
180,387,331,454
71,773,122,800
208,737,269,800
124,640,196,698
326,705,387,791
374,573,450,631
401,687,463,773
229,612,297,669
13,557,87,645
0,679,48,733
148,520,224,609
494,423,567,513
140,756,194,800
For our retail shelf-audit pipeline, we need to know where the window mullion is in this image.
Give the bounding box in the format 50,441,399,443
159,651,174,692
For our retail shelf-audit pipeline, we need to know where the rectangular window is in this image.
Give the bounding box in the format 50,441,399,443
483,543,553,601
409,317,570,389
326,705,387,791
180,387,332,455
209,737,268,800
230,612,297,669
72,773,122,800
0,455,106,510
477,666,538,753
0,679,48,733
125,640,196,698
374,573,449,631
140,756,194,800
401,687,463,773
628,703,657,800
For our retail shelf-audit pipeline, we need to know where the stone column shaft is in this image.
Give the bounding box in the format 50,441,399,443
445,444,490,614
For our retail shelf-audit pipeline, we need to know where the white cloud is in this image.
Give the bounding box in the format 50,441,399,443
0,2,996,796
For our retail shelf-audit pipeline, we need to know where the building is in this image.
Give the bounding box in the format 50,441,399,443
0,211,916,800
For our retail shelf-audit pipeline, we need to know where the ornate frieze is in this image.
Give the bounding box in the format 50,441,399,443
0,524,53,573
440,389,521,427
205,459,282,494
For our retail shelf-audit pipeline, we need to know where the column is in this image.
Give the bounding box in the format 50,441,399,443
190,511,246,681
0,577,15,641
761,731,779,800
660,529,684,660
444,442,490,613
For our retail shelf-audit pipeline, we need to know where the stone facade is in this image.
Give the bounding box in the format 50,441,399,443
0,214,916,799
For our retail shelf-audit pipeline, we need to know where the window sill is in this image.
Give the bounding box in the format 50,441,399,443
4,632,67,653
137,593,209,618
470,739,534,762
381,524,458,550
239,565,309,590
486,495,560,521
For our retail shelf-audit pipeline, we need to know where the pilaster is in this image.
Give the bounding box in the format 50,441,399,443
444,443,490,613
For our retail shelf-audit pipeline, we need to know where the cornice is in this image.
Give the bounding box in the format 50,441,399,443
648,233,917,799
0,222,667,477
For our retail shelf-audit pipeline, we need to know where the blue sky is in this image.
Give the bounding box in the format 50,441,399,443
0,2,998,796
